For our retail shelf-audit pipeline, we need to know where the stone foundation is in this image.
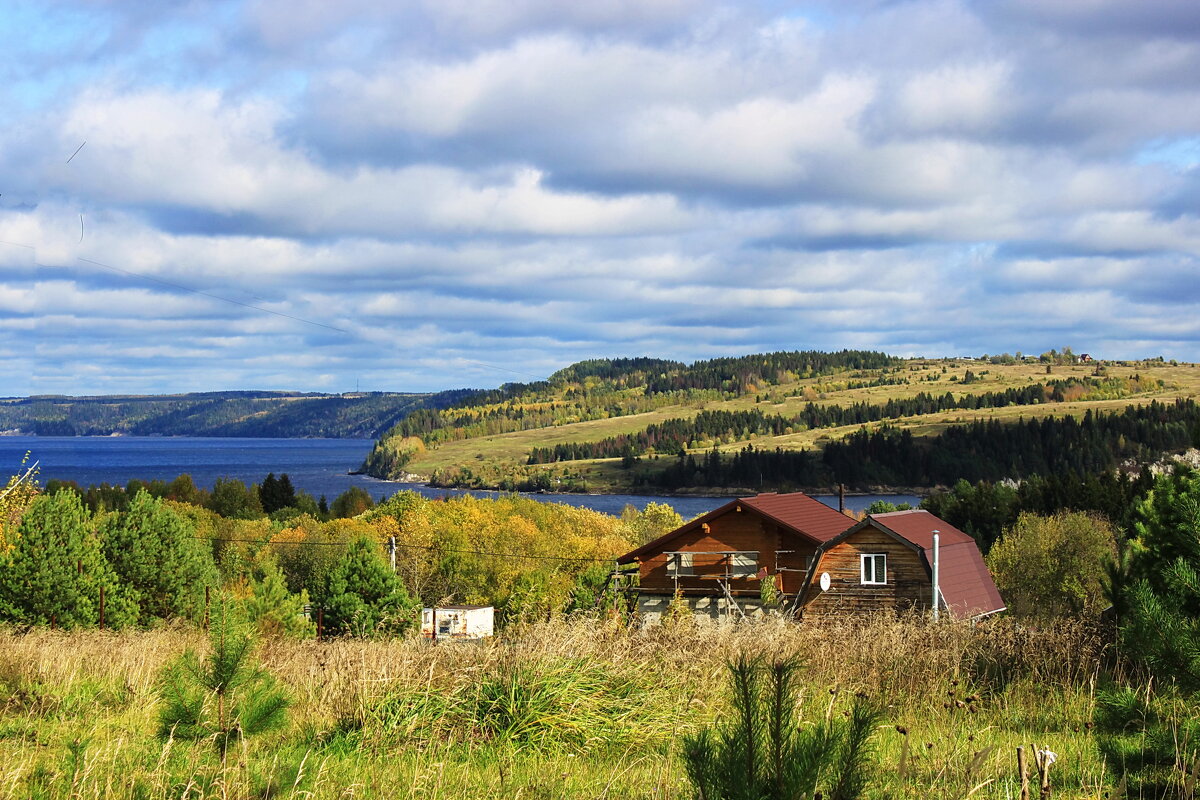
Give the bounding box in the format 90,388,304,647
636,593,772,624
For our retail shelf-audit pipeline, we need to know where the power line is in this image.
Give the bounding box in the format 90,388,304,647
193,534,608,563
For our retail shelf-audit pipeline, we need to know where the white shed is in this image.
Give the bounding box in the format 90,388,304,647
420,605,494,641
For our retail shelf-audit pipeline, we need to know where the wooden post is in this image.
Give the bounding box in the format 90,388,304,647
432,607,438,645
1034,744,1053,798
204,586,210,630
99,585,105,631
1017,746,1029,800
316,608,324,641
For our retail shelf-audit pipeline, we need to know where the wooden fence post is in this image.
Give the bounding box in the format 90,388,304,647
1034,744,1054,798
1017,746,1029,800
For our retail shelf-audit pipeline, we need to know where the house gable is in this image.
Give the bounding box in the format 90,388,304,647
618,493,853,597
797,521,930,615
869,510,1005,619
796,511,1005,620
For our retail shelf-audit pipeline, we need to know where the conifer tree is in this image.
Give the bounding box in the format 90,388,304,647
277,473,296,510
0,490,137,628
258,473,281,513
1096,467,1200,796
100,490,217,624
157,596,289,759
313,536,416,636
244,554,314,638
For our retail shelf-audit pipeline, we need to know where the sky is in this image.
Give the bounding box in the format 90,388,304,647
2,0,1199,396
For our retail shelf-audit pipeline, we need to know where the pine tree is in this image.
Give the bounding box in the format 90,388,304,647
258,473,281,513
313,537,416,636
244,554,314,638
683,655,881,800
1096,467,1200,797
157,597,289,759
100,490,217,625
277,473,296,510
0,490,137,628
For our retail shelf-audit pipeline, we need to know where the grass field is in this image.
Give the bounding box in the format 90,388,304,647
0,615,1118,799
402,359,1200,491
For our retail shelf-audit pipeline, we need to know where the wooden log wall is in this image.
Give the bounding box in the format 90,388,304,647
637,508,819,597
800,527,930,615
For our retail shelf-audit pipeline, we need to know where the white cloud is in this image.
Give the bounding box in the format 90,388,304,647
0,0,1197,395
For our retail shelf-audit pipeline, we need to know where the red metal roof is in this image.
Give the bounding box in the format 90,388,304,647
616,492,854,564
869,510,1005,620
741,492,856,543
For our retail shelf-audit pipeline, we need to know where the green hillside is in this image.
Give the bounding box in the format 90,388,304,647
362,351,1200,493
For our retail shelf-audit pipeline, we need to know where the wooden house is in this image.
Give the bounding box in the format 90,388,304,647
617,492,859,621
617,494,1004,622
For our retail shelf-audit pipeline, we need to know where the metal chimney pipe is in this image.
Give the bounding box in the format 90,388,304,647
931,531,941,622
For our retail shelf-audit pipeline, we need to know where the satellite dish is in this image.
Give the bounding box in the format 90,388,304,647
819,572,832,592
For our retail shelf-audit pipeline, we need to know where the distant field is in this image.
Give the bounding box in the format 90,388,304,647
402,359,1199,489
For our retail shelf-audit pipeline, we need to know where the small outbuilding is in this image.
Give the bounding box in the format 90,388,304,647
420,605,494,641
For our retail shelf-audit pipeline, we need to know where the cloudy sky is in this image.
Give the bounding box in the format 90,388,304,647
3,0,1199,396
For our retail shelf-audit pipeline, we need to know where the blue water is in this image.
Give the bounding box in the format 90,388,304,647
0,436,920,518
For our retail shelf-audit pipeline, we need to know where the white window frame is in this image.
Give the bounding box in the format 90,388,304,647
729,551,759,579
860,553,887,585
668,552,695,577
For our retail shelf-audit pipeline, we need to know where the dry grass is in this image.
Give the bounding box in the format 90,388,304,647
0,615,1113,798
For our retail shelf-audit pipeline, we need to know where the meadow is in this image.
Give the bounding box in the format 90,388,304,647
0,614,1112,799
401,358,1200,492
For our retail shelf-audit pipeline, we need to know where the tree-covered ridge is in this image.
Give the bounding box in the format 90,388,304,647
362,350,899,478
637,398,1200,491
639,349,900,393
0,389,474,438
526,375,1159,465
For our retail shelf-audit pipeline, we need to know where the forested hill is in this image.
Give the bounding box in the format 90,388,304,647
0,389,475,438
363,350,900,477
357,350,1199,493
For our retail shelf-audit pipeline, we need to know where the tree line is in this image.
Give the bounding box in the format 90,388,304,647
1,390,472,439
363,350,900,478
43,472,378,522
634,399,1200,494
527,376,1147,465
0,474,675,635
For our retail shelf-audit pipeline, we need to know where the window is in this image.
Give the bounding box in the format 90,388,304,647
860,553,887,585
730,551,759,578
668,552,695,577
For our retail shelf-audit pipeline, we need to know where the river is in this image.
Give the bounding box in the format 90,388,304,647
0,436,922,517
